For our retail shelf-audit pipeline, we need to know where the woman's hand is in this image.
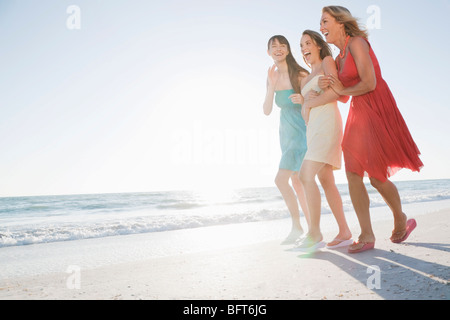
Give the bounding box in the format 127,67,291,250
301,102,311,125
319,74,349,102
318,75,331,90
319,74,345,95
288,93,304,105
263,65,279,116
267,64,279,89
328,74,345,95
303,89,320,102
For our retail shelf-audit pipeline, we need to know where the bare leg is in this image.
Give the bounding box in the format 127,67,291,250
275,169,304,234
347,171,376,248
317,166,352,242
299,160,326,242
291,173,310,228
369,177,408,241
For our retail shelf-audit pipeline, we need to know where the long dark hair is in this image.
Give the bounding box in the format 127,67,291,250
302,30,332,61
267,35,309,93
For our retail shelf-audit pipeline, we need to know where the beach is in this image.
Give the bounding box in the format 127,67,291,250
2,0,450,307
0,199,448,300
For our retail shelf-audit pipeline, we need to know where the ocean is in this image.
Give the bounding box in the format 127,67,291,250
0,179,449,248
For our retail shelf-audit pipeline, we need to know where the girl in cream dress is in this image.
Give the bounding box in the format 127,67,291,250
301,75,342,170
294,30,352,251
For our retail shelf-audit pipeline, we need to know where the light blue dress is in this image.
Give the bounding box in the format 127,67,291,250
275,89,307,172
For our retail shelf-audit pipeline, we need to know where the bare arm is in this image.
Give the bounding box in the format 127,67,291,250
318,75,350,103
263,81,275,116
330,37,377,96
303,56,340,109
287,71,309,105
263,65,278,115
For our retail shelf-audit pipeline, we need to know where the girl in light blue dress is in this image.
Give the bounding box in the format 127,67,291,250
263,35,310,244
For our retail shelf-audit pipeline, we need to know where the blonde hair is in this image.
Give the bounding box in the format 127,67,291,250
322,6,368,39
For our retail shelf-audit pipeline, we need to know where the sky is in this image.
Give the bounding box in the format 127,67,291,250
0,0,449,197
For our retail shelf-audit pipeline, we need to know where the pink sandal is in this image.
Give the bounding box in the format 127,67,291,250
348,241,375,254
391,219,417,243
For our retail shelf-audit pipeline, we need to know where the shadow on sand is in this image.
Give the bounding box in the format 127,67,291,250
297,242,449,300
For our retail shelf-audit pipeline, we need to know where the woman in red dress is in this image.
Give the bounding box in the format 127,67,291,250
319,6,423,253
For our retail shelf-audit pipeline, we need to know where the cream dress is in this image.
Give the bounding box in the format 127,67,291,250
301,74,343,170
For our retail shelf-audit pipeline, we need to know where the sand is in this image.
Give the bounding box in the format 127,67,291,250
0,204,449,301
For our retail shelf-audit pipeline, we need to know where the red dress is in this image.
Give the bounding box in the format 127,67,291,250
337,37,423,182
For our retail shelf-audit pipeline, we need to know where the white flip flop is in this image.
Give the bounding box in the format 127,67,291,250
280,229,305,245
326,238,354,249
291,237,326,253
